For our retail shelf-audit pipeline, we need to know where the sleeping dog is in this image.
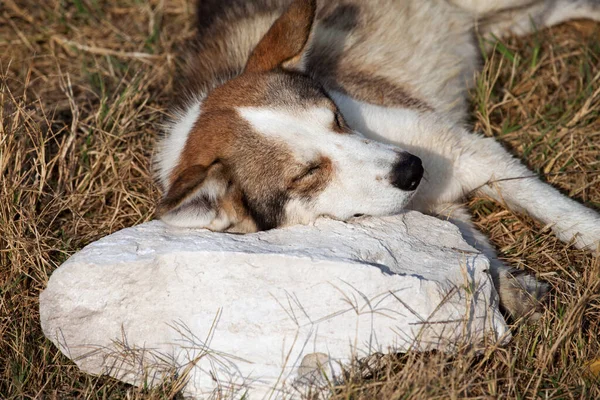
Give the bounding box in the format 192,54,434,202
155,0,600,319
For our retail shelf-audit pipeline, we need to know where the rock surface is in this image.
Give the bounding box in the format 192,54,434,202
40,212,509,399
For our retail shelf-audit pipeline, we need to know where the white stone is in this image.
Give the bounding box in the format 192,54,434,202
40,212,509,399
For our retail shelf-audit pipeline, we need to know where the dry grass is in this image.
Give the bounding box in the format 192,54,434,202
1,1,599,399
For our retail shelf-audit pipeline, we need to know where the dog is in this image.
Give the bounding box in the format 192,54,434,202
154,0,600,320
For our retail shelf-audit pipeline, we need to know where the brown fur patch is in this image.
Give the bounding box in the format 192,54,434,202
336,72,434,110
289,155,334,199
170,108,238,182
245,0,317,72
309,58,434,111
219,184,258,233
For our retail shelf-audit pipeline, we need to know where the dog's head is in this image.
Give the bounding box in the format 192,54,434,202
156,0,423,233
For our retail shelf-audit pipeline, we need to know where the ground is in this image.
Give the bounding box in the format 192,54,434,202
1,0,599,399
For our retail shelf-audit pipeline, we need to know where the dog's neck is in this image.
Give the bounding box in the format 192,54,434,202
178,12,282,104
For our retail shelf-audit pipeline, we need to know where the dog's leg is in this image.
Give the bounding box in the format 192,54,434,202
467,143,600,254
434,129,600,254
465,0,600,38
433,203,548,320
395,120,600,254
333,96,600,254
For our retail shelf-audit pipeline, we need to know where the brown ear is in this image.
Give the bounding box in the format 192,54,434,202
158,164,209,216
158,163,257,232
245,0,317,73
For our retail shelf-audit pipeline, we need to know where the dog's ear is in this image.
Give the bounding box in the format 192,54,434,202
158,163,257,232
245,0,317,73
158,164,210,215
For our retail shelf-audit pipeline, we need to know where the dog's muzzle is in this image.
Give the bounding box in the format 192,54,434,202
389,152,424,191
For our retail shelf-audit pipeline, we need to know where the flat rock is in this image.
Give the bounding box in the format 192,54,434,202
40,212,509,399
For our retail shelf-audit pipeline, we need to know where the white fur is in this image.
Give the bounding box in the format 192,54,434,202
331,91,600,252
238,106,417,223
155,99,202,190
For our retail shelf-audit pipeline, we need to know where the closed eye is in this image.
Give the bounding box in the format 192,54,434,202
293,162,322,183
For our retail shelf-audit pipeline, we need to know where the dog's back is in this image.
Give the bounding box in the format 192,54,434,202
187,0,477,122
189,0,600,124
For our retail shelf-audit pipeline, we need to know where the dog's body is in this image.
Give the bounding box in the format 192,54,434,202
155,0,600,319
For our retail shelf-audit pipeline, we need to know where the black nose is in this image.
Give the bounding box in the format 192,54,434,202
389,152,423,191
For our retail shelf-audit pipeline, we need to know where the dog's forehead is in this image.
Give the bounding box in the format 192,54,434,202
237,105,340,155
238,106,335,133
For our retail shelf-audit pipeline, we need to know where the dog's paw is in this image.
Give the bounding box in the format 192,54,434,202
553,217,600,256
572,233,600,256
496,269,549,321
